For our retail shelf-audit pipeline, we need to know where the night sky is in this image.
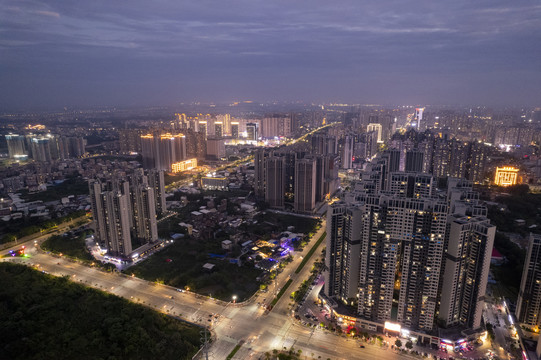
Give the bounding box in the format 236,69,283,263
1,0,540,109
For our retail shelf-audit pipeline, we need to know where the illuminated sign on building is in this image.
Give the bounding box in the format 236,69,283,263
494,166,519,186
384,321,401,332
171,158,197,173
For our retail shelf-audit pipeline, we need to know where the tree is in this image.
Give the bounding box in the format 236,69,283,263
406,341,413,350
395,339,402,348
508,184,529,196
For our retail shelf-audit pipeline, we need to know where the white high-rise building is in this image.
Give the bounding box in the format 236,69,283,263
340,135,354,169
367,123,383,143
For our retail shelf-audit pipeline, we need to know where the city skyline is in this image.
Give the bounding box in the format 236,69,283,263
1,1,540,109
2,1,541,359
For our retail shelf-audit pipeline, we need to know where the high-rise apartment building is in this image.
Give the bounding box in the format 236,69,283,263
119,129,143,154
147,169,167,217
89,179,133,257
214,122,223,137
340,135,354,169
231,122,239,139
439,215,496,329
517,234,541,327
128,173,158,247
254,148,268,198
246,122,258,141
5,134,27,159
206,136,225,160
261,114,291,138
141,132,186,171
89,169,164,258
294,157,316,213
216,114,231,136
367,123,383,143
29,136,54,162
58,136,86,159
265,156,286,209
198,121,207,136
325,159,495,333
405,149,424,173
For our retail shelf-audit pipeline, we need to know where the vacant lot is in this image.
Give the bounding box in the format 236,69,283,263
21,177,89,202
127,238,262,302
241,212,319,237
41,233,94,261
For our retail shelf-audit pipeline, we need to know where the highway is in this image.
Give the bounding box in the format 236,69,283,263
2,219,414,360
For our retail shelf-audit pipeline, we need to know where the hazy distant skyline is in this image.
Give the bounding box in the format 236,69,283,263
1,0,540,110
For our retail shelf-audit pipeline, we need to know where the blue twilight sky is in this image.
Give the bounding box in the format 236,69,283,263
1,0,540,109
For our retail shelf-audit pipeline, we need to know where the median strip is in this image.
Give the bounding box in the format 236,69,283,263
295,232,326,274
270,279,293,307
226,341,243,360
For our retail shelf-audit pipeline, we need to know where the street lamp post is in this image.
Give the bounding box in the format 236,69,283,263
232,295,237,304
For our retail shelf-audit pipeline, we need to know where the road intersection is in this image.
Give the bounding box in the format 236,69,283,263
2,220,421,360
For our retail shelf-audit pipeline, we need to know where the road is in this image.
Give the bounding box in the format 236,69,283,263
3,218,414,360
0,215,90,252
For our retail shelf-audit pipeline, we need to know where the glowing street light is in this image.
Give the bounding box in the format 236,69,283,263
232,295,237,304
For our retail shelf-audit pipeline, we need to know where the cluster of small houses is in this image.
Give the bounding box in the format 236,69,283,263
0,191,90,222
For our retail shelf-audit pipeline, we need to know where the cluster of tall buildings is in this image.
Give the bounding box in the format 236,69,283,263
89,169,166,258
255,133,340,213
171,113,293,140
140,131,186,171
5,133,86,161
325,150,495,333
389,132,491,183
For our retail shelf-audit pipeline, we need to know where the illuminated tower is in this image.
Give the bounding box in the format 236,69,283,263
415,107,425,130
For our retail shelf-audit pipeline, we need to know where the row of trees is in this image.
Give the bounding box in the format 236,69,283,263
394,339,414,349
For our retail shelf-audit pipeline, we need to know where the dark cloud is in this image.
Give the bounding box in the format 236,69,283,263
0,0,540,109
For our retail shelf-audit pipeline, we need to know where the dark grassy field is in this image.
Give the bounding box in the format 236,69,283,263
41,233,94,261
20,177,89,203
127,238,262,301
